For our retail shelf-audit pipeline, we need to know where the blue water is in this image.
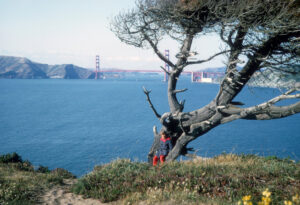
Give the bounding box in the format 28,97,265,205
0,79,299,176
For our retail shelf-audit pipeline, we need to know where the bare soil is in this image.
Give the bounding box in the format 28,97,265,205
40,179,104,205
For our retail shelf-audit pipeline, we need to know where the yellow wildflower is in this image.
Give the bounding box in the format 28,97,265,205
262,189,271,198
284,200,293,205
242,195,252,201
260,196,271,205
293,194,299,203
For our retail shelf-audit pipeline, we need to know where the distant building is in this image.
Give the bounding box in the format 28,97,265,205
191,71,213,83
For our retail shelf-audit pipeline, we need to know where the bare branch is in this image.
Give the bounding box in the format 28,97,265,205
153,126,158,137
227,29,236,48
187,50,230,65
143,86,161,119
148,125,161,163
173,88,188,94
175,32,195,68
220,25,229,45
227,58,245,67
220,114,241,124
246,101,300,120
179,118,188,135
267,88,300,104
143,34,176,68
219,87,300,123
167,32,195,113
160,66,171,75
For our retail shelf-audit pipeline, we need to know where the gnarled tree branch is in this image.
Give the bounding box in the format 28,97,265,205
172,88,188,94
220,87,300,123
143,33,176,69
168,32,195,113
160,66,171,75
143,86,161,119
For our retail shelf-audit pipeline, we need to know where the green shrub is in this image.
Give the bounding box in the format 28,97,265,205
36,165,50,173
0,153,34,172
14,160,34,172
0,153,23,163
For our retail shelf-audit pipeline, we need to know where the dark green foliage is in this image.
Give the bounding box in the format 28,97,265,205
72,155,300,204
0,153,34,172
36,165,50,173
0,153,23,163
15,160,34,172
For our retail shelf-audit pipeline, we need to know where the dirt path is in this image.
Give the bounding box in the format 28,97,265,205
40,179,105,205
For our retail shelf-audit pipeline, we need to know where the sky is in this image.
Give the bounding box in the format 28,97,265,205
0,0,226,70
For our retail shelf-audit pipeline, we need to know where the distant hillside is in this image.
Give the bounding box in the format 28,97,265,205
198,66,299,87
0,56,94,79
248,68,300,88
1,56,299,86
201,67,226,73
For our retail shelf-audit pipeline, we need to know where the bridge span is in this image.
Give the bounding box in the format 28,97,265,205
96,69,224,83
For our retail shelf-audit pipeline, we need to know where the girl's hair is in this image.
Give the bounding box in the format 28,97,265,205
160,130,167,136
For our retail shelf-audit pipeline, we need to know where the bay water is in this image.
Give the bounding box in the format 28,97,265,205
0,78,299,176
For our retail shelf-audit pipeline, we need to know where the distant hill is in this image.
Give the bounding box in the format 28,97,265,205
201,67,226,73
248,68,300,88
1,56,299,86
0,56,94,79
198,66,299,87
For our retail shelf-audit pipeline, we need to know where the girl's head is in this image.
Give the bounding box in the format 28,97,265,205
160,130,167,139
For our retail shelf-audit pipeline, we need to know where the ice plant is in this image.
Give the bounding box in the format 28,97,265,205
258,189,272,205
293,194,299,204
284,200,292,205
258,197,271,205
242,195,253,205
262,189,271,198
243,195,252,201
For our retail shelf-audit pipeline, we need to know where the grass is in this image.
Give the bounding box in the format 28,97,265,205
71,154,300,204
0,153,75,205
1,152,299,204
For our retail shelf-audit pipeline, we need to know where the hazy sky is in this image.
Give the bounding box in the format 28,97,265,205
0,0,225,70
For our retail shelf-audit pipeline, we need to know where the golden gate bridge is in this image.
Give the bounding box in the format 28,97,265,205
94,53,224,82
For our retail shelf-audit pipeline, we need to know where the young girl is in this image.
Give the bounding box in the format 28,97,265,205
153,130,173,166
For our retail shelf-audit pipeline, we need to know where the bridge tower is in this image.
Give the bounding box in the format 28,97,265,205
95,55,100,79
164,49,170,82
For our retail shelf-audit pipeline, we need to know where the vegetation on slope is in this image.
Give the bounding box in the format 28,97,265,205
72,154,300,204
1,152,299,204
0,153,75,205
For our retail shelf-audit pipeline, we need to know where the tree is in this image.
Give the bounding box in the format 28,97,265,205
111,0,300,162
